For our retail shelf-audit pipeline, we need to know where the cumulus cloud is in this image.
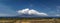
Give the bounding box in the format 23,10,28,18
17,8,48,16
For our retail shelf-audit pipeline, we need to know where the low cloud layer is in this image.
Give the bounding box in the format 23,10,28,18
17,8,48,16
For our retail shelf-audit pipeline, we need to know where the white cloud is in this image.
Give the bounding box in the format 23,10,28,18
17,8,29,14
17,8,48,16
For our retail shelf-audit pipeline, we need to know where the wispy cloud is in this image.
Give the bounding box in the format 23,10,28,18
17,8,48,16
0,4,17,17
56,6,60,16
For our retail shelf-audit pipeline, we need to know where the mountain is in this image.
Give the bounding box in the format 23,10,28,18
0,14,60,18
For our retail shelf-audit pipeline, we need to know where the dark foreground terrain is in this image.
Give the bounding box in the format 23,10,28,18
0,17,60,23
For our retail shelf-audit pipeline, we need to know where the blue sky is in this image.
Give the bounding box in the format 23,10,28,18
0,0,60,17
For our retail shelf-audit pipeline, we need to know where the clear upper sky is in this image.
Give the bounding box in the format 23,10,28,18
0,0,60,17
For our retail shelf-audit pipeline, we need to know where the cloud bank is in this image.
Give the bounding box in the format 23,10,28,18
17,8,48,16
